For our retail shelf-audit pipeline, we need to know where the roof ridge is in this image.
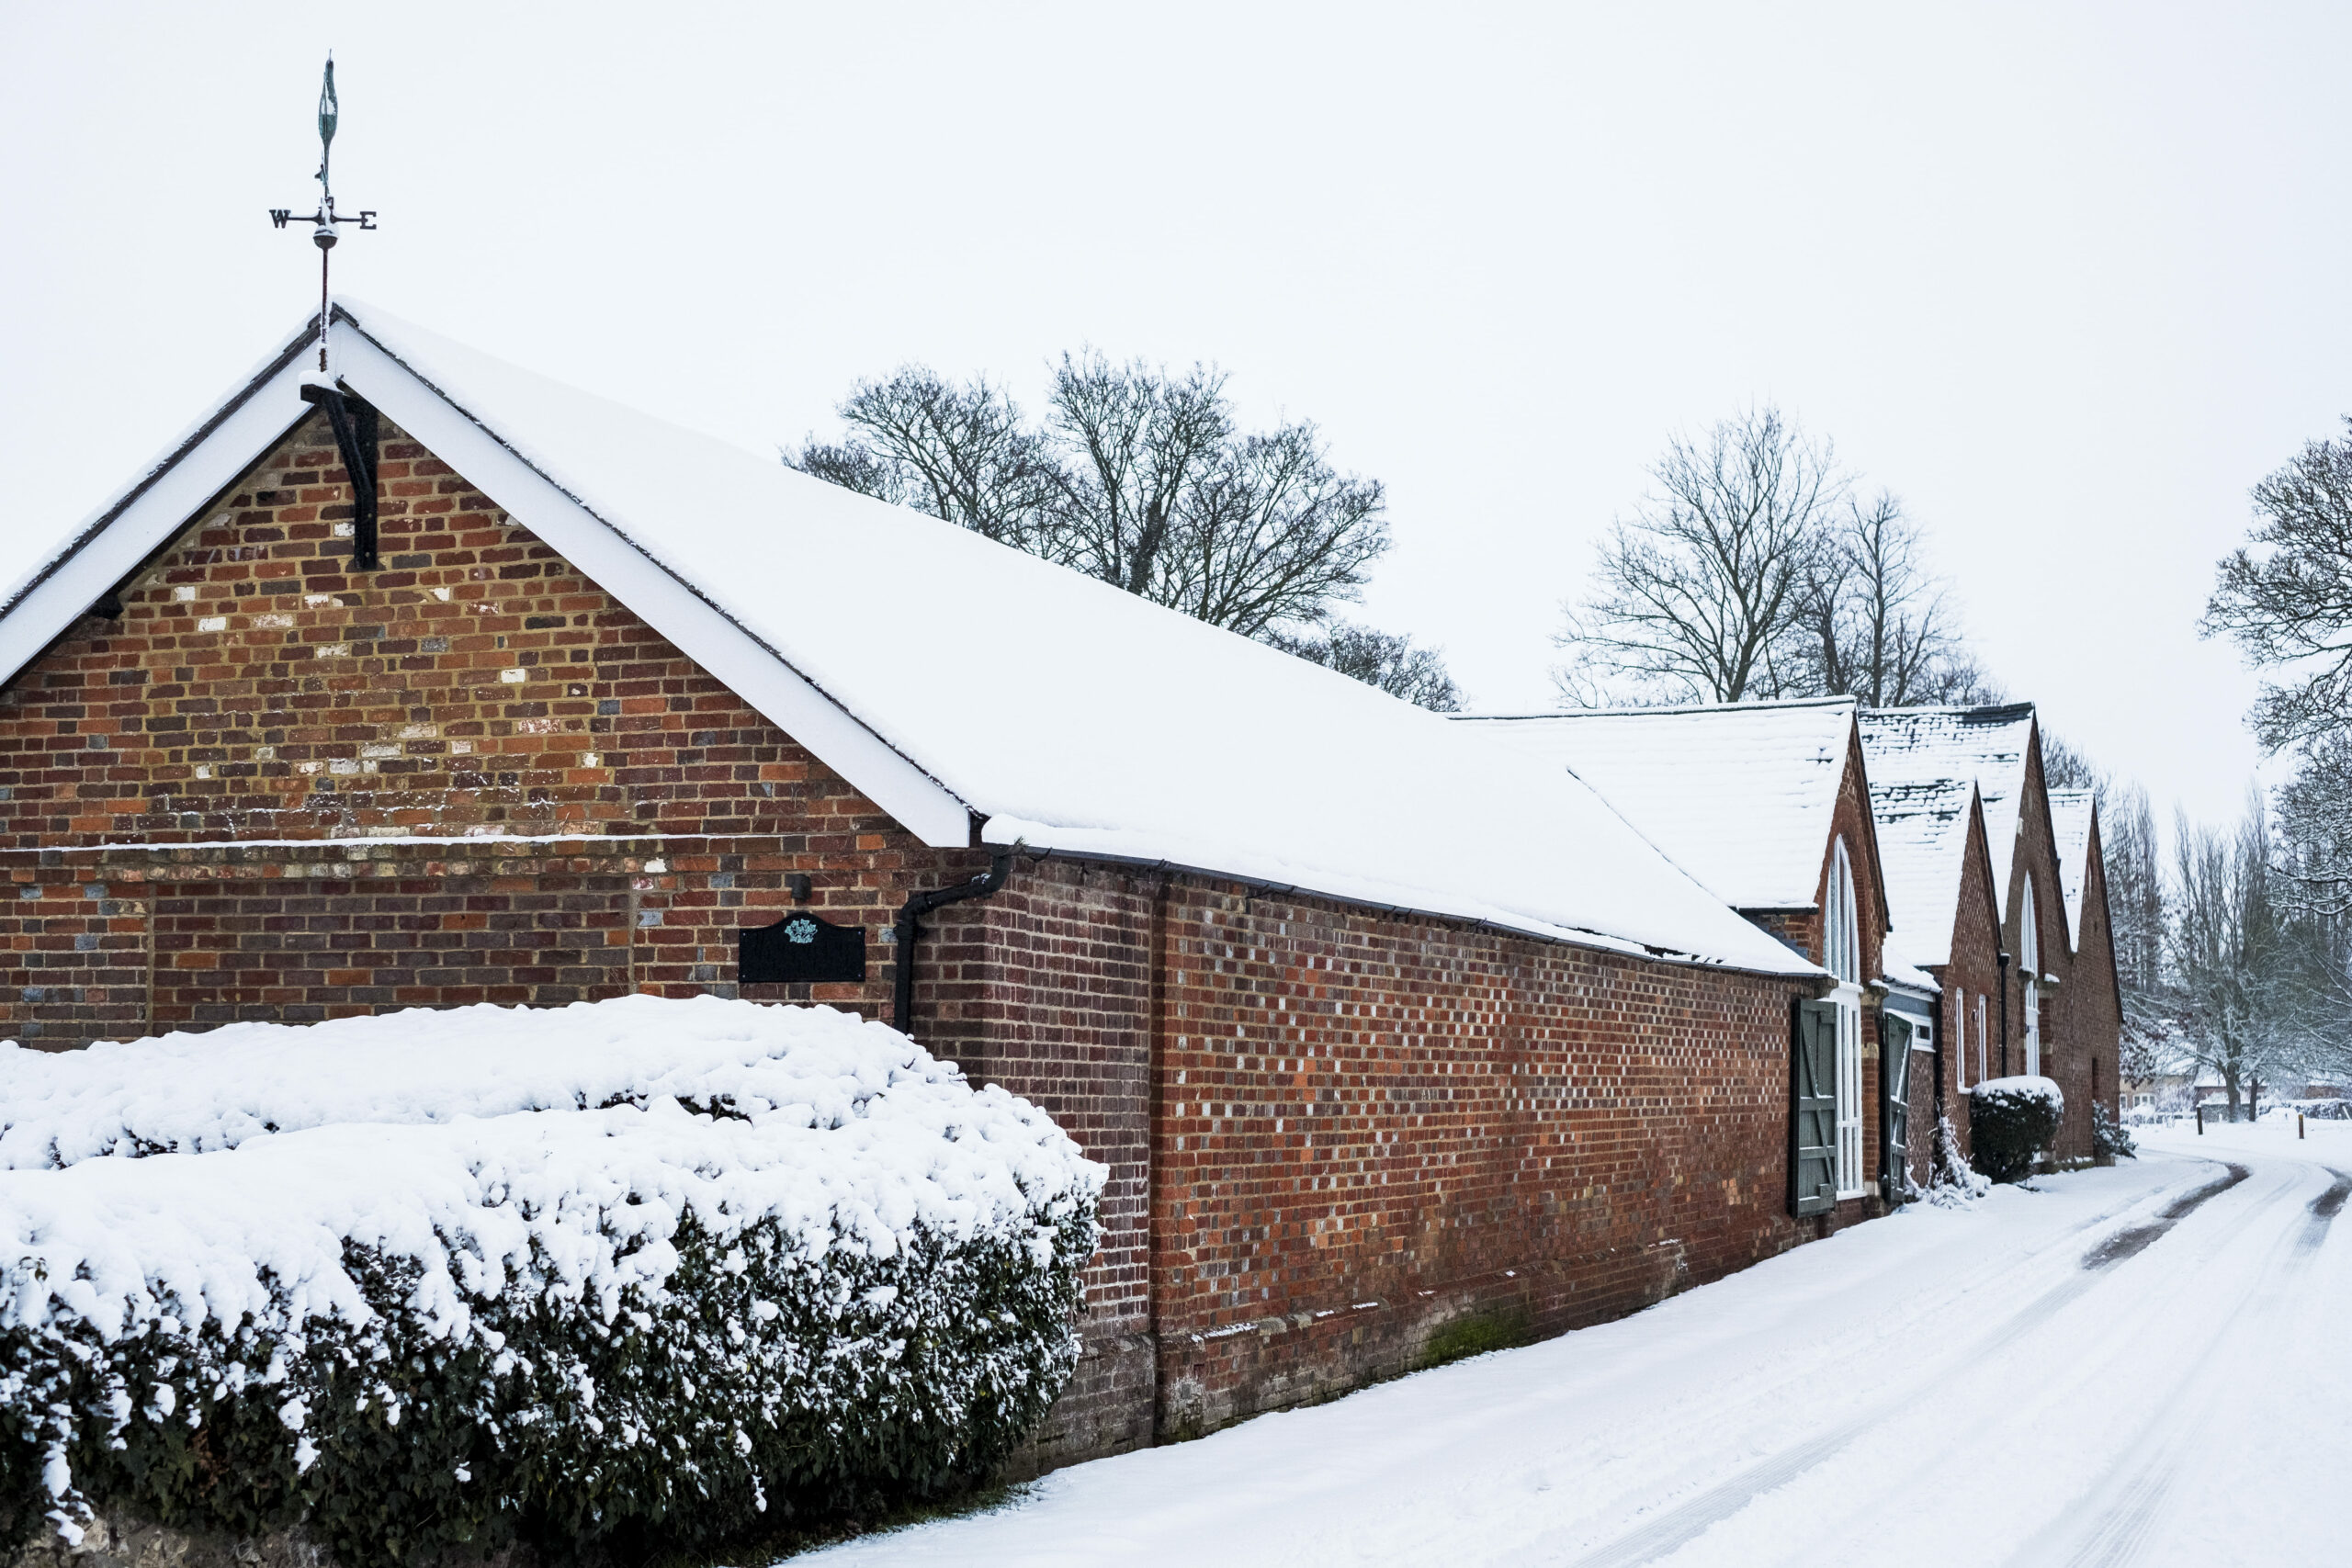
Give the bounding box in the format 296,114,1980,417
1459,694,1857,721
1860,701,2037,722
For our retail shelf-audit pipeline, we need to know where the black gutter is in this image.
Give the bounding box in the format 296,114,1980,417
1935,987,1948,1125
892,848,1014,1032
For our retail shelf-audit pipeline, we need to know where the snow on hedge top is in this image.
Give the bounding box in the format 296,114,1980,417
2050,788,2096,949
1870,776,1979,971
1969,1074,2063,1108
0,997,1100,1338
0,995,1046,1170
298,302,1809,978
1860,705,2036,921
1454,698,1856,911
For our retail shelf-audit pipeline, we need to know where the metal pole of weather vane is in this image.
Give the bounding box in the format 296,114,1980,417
272,55,384,572
270,55,378,373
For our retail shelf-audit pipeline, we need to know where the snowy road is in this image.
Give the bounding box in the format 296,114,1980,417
793,1122,2352,1567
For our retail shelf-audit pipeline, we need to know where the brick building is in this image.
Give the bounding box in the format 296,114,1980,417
2050,787,2127,1139
1456,697,1927,1213
0,303,1860,1468
1866,773,2003,1168
1860,706,2121,1165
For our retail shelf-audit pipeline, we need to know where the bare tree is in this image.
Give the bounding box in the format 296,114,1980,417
2040,731,2106,793
1045,351,1235,596
2204,418,2352,750
1555,406,1841,705
789,346,1439,696
1800,492,1965,706
1152,423,1389,637
1265,622,1463,712
1908,649,2007,706
2167,795,2311,1118
2103,783,2171,1046
786,367,1061,551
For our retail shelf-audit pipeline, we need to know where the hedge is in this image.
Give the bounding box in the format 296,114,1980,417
1967,1074,2064,1182
0,998,1103,1564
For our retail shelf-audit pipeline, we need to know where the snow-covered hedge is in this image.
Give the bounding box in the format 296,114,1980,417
0,998,1103,1564
1967,1075,2064,1182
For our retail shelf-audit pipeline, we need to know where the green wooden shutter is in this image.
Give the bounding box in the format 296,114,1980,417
1880,1010,1913,1203
1790,998,1838,1217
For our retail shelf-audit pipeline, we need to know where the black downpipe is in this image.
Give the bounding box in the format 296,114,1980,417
1996,951,2011,1077
1934,989,1948,1122
892,848,1014,1033
299,384,379,570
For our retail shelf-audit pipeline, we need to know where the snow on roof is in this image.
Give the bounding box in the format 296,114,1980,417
0,304,1815,979
1452,698,1856,912
1858,705,2036,919
2049,789,2096,950
1869,776,1978,973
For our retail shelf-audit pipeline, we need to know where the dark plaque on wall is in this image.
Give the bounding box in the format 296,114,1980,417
739,910,867,985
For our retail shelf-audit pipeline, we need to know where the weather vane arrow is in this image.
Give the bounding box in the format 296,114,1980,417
271,55,378,372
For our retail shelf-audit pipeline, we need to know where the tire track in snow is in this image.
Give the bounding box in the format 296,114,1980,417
2076,1161,2248,1271
1351,1164,2213,1568
1543,1157,2267,1568
2030,1158,2352,1568
1804,1157,2316,1568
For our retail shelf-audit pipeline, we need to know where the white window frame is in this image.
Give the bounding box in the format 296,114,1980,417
1955,995,1969,1090
1975,994,1988,1084
2020,878,2041,1077
1827,837,1865,1199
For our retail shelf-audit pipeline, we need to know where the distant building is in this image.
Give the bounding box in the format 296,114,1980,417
1457,697,1930,1202
1860,706,2121,1167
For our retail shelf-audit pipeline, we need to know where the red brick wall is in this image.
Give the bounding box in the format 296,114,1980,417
2053,814,2124,1150
1929,800,2006,1162
0,412,978,1028
2003,737,2098,1162
918,855,1161,1469
0,407,1831,1466
1085,870,1808,1438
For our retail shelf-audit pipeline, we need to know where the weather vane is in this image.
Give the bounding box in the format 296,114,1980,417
270,55,378,372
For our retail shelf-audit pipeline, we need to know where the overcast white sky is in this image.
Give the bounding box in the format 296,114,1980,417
6,2,2346,827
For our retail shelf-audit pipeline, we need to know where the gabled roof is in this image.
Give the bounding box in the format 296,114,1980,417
1453,697,1866,914
2049,788,2097,951
0,302,1815,979
1858,704,2036,919
1869,776,1983,973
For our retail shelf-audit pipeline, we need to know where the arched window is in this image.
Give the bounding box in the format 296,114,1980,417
2020,877,2042,1077
1827,838,1864,1196
1826,838,1861,986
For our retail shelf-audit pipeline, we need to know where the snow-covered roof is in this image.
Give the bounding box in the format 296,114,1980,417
1869,777,1980,973
1453,698,1859,912
1858,705,2036,919
0,303,1815,979
2049,789,2095,951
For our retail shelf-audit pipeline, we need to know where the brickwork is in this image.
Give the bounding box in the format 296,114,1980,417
925,856,1161,1468
1140,878,1811,1434
2000,739,2098,1162
1927,799,2005,1162
0,407,1841,1469
2052,813,2124,1151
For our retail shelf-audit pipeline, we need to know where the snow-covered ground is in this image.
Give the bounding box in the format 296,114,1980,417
795,1122,2352,1567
